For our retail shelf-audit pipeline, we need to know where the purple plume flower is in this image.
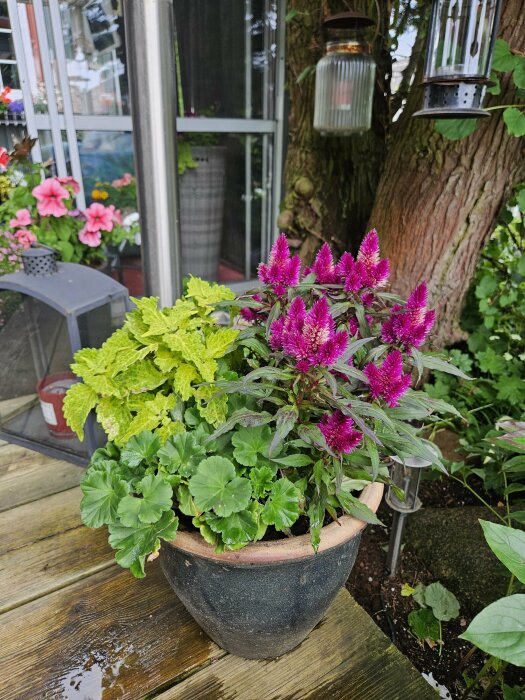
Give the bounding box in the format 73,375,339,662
258,233,301,296
240,293,263,322
319,410,362,453
381,282,436,349
335,252,366,293
305,243,337,284
271,295,347,372
348,317,360,337
356,230,390,288
363,349,412,407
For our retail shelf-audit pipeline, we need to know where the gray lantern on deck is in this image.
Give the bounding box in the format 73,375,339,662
0,246,130,465
313,12,376,135
414,0,503,119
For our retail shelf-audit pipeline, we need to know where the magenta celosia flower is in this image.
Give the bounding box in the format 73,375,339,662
305,243,337,284
319,410,362,453
258,233,301,296
363,349,412,407
32,178,69,217
271,295,347,372
335,252,366,293
240,294,263,322
356,229,390,288
348,317,360,337
83,203,114,233
57,176,80,194
9,209,32,228
79,226,102,247
381,282,436,349
14,229,37,249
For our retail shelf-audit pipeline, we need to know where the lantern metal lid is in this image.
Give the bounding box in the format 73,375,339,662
414,0,504,119
314,10,376,135
21,244,58,276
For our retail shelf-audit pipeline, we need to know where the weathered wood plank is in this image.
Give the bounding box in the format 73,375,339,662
0,523,114,612
0,442,82,511
0,486,83,554
0,564,224,700
156,588,437,700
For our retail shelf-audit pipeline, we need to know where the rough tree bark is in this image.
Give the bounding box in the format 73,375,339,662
283,0,391,259
370,0,525,348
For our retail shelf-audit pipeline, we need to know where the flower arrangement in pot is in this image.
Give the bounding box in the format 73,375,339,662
64,231,464,659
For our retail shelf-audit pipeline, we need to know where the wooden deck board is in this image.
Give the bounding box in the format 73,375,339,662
0,442,83,511
156,588,437,700
0,563,225,700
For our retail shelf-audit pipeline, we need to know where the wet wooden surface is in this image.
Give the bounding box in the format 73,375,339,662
0,443,438,699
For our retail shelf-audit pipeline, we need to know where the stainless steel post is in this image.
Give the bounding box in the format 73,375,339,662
123,0,182,304
386,510,407,577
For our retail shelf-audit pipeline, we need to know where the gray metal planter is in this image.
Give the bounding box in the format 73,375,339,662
160,483,383,659
180,146,227,281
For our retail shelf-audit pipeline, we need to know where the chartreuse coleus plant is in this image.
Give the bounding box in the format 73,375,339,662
63,277,239,445
72,232,467,577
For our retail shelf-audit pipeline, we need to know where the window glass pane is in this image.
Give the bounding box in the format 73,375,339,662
76,130,135,197
0,32,15,61
174,0,278,120
59,0,129,115
0,63,20,89
0,2,9,22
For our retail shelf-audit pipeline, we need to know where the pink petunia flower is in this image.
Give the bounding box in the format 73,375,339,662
363,349,412,407
319,410,362,454
57,176,80,194
0,147,10,171
258,233,301,296
271,295,347,372
381,282,436,350
32,178,70,217
9,209,32,228
79,226,102,247
107,204,123,226
83,203,114,233
356,229,390,288
14,229,37,249
305,243,337,284
112,172,133,188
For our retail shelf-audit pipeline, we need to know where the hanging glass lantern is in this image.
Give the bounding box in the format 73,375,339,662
0,245,130,465
414,0,503,119
314,12,376,135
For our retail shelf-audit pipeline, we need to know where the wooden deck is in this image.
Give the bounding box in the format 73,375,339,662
0,441,437,699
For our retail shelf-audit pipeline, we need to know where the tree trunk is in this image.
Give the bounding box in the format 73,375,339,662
283,0,390,260
369,0,525,348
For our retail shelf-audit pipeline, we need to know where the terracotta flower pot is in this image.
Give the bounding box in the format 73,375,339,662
160,482,383,659
36,372,77,437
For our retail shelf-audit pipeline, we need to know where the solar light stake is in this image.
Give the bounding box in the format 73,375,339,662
385,455,432,577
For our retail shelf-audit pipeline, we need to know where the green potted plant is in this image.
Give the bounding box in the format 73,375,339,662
64,232,464,659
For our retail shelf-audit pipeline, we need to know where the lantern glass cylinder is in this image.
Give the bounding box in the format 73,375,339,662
314,41,376,135
387,455,432,513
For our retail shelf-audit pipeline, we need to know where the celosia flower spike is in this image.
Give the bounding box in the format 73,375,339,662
356,229,390,288
363,349,411,407
381,282,436,349
258,233,301,296
305,243,336,284
335,252,366,293
319,410,362,454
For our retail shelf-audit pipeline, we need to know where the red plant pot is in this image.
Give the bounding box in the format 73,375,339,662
37,372,77,438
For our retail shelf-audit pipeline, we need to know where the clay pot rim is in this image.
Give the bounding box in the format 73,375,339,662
164,482,384,565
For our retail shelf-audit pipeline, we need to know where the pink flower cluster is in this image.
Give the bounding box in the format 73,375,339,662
112,172,134,188
32,178,71,217
270,296,348,373
79,203,120,247
0,229,25,270
258,234,301,296
381,283,436,350
319,410,362,454
364,350,412,408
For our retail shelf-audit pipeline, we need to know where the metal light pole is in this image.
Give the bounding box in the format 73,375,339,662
123,0,182,304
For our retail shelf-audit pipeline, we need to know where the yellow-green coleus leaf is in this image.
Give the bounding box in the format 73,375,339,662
194,385,229,428
131,296,170,336
206,327,239,359
165,331,217,382
164,299,198,329
96,397,133,443
185,277,235,309
115,359,166,394
63,382,98,441
153,346,180,373
173,363,200,401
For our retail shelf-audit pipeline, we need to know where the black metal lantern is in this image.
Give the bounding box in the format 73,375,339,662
385,454,433,576
0,246,130,465
314,12,376,135
414,0,503,119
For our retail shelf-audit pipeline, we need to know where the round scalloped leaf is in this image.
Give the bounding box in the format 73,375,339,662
80,470,129,528
189,456,252,517
205,509,259,546
261,478,300,531
117,474,173,527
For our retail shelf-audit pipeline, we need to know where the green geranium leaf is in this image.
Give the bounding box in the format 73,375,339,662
176,484,202,517
63,382,98,441
80,470,129,528
108,510,179,577
408,608,440,642
121,431,161,467
480,520,525,585
460,595,525,665
424,582,460,622
250,466,276,498
117,474,173,527
189,456,252,516
206,508,259,545
232,425,272,466
262,478,300,531
157,432,206,477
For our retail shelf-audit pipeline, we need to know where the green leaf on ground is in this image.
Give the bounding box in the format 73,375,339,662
424,582,460,621
408,608,440,642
